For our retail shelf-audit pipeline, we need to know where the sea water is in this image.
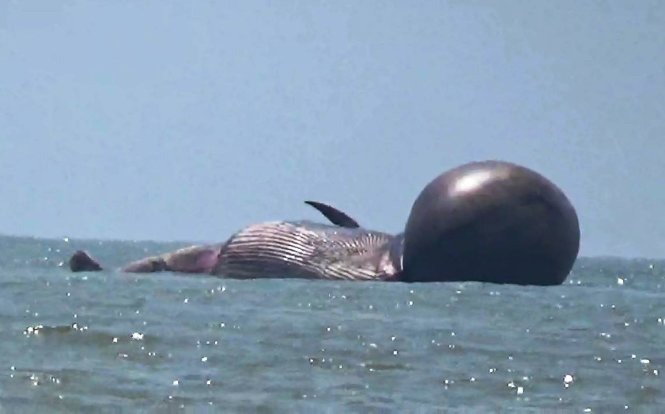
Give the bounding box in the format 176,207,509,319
0,235,663,412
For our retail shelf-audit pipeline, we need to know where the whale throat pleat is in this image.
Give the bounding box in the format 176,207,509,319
213,221,394,281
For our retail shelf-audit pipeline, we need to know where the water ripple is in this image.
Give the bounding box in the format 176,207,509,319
1,241,665,410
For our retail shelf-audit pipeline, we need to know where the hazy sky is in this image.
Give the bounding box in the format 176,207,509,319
0,1,663,257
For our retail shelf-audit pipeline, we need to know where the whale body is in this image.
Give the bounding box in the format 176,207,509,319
66,160,580,286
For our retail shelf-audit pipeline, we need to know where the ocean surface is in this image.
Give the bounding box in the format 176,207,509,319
0,235,663,413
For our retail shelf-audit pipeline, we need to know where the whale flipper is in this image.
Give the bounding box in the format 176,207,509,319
304,201,360,228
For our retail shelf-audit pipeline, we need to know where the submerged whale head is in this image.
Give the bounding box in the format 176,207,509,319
400,160,580,285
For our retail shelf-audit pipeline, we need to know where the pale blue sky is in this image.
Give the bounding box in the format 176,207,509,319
0,1,663,257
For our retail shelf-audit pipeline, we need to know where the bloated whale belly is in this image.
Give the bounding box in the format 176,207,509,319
212,220,399,281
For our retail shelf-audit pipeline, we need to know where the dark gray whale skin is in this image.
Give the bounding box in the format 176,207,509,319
69,250,103,272
65,160,581,285
402,160,580,285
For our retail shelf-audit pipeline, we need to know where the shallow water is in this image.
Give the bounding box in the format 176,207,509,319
0,235,663,412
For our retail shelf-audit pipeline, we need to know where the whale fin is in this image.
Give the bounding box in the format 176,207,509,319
69,250,103,272
304,200,360,228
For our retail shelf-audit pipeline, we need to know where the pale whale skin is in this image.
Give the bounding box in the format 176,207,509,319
122,245,221,274
67,245,221,274
212,221,401,281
